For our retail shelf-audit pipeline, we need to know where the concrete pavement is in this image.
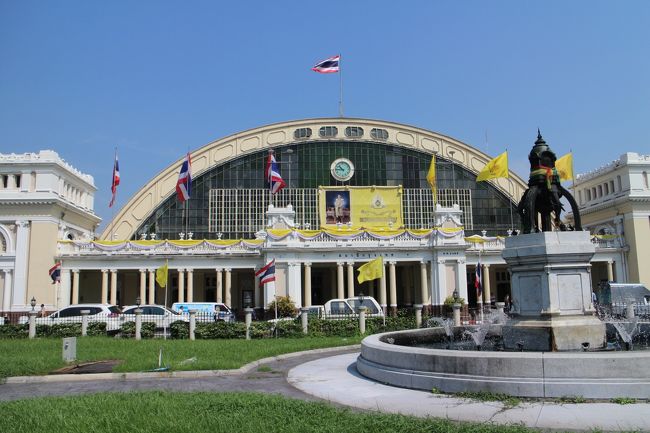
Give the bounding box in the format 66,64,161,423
288,352,650,432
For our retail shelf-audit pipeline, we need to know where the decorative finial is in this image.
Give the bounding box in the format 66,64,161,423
534,129,546,146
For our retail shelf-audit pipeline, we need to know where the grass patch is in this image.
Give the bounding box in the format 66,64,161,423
0,391,538,433
0,336,361,378
257,365,272,372
554,395,587,404
611,397,637,405
454,391,521,408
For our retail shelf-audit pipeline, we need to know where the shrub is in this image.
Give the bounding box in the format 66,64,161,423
0,324,28,339
120,321,156,338
308,318,359,338
170,320,189,339
267,296,297,318
87,322,107,336
35,324,52,337
275,320,304,338
444,295,465,306
50,323,81,338
249,322,273,339
195,322,247,339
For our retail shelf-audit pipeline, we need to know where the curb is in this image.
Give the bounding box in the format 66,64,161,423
3,344,361,384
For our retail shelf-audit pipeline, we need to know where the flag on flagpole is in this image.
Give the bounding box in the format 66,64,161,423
256,259,276,286
176,152,192,202
476,151,509,182
109,152,120,207
311,54,340,73
475,260,482,300
555,152,574,182
426,154,437,203
357,257,384,284
49,262,61,284
156,261,168,287
265,152,286,194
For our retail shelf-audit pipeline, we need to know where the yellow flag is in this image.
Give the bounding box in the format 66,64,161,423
357,257,384,284
476,151,509,181
555,152,573,182
426,154,437,203
156,262,168,287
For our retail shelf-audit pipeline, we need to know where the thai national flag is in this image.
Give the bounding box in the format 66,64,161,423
265,152,286,194
475,261,482,299
255,259,276,286
176,152,192,202
312,55,340,73
49,263,61,284
109,153,120,207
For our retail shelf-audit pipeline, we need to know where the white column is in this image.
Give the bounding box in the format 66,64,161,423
139,269,147,304
303,262,312,307
607,260,614,282
337,262,345,299
482,264,491,304
346,262,355,298
12,220,30,309
216,269,223,303
389,261,397,309
457,258,468,300
71,269,80,305
187,269,194,303
403,265,412,306
2,270,13,311
224,268,231,307
60,269,71,308
110,269,118,305
434,259,447,306
148,269,155,304
287,262,302,307
178,269,185,303
101,269,108,304
420,261,429,305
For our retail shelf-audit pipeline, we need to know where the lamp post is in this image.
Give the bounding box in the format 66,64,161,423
136,296,141,307
30,297,36,312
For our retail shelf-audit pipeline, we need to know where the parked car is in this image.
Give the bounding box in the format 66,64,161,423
120,304,187,328
345,296,384,317
171,302,235,322
22,304,123,332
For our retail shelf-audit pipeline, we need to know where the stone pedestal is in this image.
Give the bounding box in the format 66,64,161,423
501,231,605,351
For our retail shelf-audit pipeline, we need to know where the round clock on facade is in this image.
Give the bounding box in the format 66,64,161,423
330,158,355,181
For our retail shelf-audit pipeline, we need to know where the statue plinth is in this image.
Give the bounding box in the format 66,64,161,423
502,231,605,351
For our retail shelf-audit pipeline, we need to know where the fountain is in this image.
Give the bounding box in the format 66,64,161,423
357,132,650,399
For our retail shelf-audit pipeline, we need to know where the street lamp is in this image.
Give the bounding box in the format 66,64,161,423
452,289,459,301
136,296,142,307
30,297,36,312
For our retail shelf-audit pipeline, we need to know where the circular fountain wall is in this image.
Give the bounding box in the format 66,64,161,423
357,327,650,399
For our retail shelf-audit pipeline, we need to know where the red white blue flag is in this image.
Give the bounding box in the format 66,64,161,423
475,261,482,299
49,262,61,284
176,152,192,202
312,55,340,73
255,259,276,286
109,152,120,207
265,152,286,194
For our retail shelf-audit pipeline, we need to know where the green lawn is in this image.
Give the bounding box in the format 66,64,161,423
0,336,361,378
0,391,536,433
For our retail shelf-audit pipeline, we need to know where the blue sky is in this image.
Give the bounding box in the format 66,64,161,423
1,1,649,229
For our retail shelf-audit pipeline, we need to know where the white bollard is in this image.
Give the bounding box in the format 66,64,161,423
359,307,367,335
495,302,505,324
134,308,143,340
300,307,310,335
626,303,635,319
244,308,253,340
80,310,90,336
28,311,37,339
452,303,462,327
414,304,423,328
189,310,197,340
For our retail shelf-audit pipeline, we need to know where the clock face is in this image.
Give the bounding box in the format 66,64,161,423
331,158,354,181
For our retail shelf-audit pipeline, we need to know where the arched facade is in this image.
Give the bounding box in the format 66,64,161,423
102,118,527,241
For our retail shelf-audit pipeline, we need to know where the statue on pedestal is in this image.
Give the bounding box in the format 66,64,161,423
517,131,582,233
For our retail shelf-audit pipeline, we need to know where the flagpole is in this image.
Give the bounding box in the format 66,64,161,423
163,259,169,339
338,54,344,117
110,147,117,241
570,148,576,197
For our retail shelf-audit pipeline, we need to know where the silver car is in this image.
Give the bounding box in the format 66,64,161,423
33,304,122,331
120,304,188,328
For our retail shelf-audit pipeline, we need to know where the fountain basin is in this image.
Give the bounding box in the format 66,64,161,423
357,327,650,399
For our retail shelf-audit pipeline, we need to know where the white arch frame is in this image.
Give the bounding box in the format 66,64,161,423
101,118,528,240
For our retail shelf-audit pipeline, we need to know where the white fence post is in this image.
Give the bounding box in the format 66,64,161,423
28,311,37,339
189,310,197,340
80,310,90,336
244,308,253,340
300,307,309,335
135,308,143,340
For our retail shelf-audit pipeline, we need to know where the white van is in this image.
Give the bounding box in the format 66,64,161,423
171,302,235,322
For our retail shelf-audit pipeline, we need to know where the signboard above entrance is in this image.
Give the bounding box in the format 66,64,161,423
319,186,404,229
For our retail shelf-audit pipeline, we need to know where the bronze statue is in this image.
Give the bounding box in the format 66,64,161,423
517,131,582,233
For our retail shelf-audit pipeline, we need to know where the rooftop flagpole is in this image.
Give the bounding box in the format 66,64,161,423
339,54,344,117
